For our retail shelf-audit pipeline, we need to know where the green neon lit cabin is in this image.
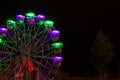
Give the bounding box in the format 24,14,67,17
38,21,44,25
7,20,16,27
17,20,24,24
0,38,4,43
44,20,54,28
25,12,35,19
52,42,63,49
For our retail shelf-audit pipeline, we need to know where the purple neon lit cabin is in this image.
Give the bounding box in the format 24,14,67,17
0,28,8,33
36,15,46,25
50,30,60,41
16,15,25,20
53,56,63,67
50,30,60,37
16,15,25,24
53,56,63,63
36,15,45,21
0,28,8,37
0,28,8,34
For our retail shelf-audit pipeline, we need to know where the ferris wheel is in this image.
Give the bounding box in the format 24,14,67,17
0,12,63,80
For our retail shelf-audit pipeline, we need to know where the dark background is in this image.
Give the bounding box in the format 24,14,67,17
0,0,120,77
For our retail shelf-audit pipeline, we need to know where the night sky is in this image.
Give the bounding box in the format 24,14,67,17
1,0,120,77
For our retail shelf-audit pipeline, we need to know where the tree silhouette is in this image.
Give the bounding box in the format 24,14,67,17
90,30,115,80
